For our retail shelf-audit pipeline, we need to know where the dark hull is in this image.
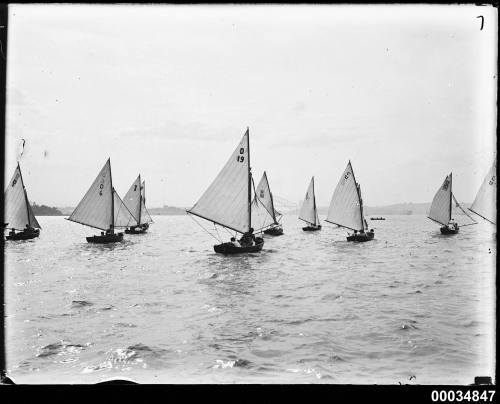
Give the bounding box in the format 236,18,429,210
214,237,264,254
125,223,150,234
303,225,322,232
86,232,124,243
6,228,40,241
347,232,374,242
263,226,283,236
440,226,459,235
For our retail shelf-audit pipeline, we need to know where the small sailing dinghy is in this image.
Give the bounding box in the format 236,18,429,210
4,163,41,241
325,161,374,242
66,158,136,243
123,176,154,234
252,172,283,236
469,157,496,225
186,128,264,254
428,172,477,235
299,176,321,231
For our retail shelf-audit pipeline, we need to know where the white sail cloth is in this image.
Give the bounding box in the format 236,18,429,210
299,177,318,226
428,173,452,226
4,164,41,230
470,157,497,224
251,172,278,231
326,161,364,231
188,130,250,234
123,175,142,225
140,180,153,224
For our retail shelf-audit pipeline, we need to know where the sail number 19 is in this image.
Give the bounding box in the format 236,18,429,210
236,148,245,163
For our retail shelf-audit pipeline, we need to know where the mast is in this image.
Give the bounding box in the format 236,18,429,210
312,176,317,226
349,161,364,230
109,158,114,230
138,175,142,225
449,172,453,223
17,162,31,227
247,127,251,232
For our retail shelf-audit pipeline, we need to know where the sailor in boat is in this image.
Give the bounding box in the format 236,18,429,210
239,227,256,247
230,237,241,247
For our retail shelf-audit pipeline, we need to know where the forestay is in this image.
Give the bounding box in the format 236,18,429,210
428,173,452,226
299,177,318,226
68,159,113,230
113,190,136,228
123,175,142,225
451,194,476,225
326,161,364,231
188,130,250,234
469,157,497,224
4,164,41,230
140,180,153,224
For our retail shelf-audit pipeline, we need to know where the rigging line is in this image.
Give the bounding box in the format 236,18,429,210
188,214,220,242
213,223,223,243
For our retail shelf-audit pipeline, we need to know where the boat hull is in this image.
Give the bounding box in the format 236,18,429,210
263,226,283,236
346,232,374,242
86,232,124,243
5,228,40,241
440,226,459,235
125,223,149,234
214,237,264,254
302,225,321,232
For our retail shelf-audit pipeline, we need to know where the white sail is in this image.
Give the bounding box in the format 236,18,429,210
299,177,318,226
469,157,496,224
326,161,364,231
187,129,250,233
428,173,452,226
251,172,277,230
4,164,41,230
140,180,153,224
123,175,142,225
67,159,113,230
113,190,136,228
451,194,476,225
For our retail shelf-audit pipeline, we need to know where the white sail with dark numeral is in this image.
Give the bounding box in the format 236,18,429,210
123,175,142,225
299,177,318,226
428,173,452,226
469,157,497,224
4,163,41,230
187,130,250,233
67,159,113,230
140,180,153,224
326,161,364,231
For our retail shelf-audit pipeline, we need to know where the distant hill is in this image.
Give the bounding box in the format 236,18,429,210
31,203,63,216
142,205,187,215
309,202,472,216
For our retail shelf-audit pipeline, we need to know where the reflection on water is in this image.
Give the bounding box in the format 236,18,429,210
4,214,496,384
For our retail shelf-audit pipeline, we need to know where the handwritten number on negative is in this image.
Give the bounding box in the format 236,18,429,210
477,16,484,30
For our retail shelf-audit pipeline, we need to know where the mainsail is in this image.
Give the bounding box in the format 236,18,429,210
469,157,497,224
67,158,135,231
251,172,279,231
4,163,41,230
140,180,153,224
123,175,142,225
187,129,250,234
428,173,452,226
326,161,364,231
299,176,318,226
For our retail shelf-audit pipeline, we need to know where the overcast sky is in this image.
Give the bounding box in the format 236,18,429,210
5,4,497,208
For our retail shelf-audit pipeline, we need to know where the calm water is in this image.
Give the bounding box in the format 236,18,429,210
4,214,496,384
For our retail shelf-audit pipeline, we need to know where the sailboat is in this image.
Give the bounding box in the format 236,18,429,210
4,162,41,240
325,161,374,242
186,128,264,254
123,175,154,234
469,157,496,225
299,176,321,231
427,172,476,235
66,158,136,243
252,172,283,236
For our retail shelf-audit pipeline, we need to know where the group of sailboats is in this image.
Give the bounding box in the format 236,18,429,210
427,157,497,234
4,135,496,249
